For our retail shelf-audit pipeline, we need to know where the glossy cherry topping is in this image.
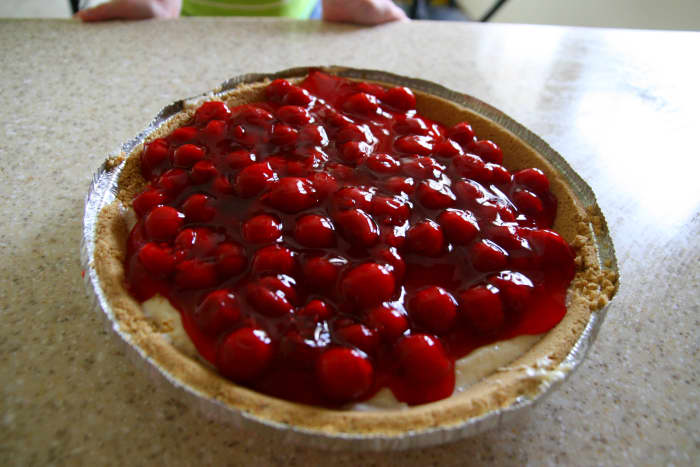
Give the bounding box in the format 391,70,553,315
125,71,575,407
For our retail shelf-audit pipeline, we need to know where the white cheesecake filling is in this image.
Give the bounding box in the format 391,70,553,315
142,295,542,409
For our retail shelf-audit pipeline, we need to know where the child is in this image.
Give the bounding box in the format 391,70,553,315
76,0,409,25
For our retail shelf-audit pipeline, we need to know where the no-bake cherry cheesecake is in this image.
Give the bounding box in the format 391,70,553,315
94,69,616,435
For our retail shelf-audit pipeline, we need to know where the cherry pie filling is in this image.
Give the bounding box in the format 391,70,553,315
125,71,575,406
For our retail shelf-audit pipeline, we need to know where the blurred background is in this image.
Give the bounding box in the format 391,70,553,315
2,0,699,30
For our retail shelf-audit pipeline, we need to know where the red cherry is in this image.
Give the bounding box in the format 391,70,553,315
231,124,258,146
366,305,408,341
299,150,323,170
294,214,335,248
382,225,407,249
470,239,508,272
454,179,489,203
327,162,355,181
251,245,296,276
246,280,295,317
212,175,235,196
234,162,277,198
336,123,371,145
263,177,319,213
195,101,231,126
341,263,395,307
513,189,544,215
370,196,410,226
334,209,380,247
491,202,517,223
132,189,167,218
393,115,430,135
298,124,328,146
181,194,216,222
302,256,342,289
355,81,387,99
286,160,307,177
438,209,479,245
433,139,463,158
448,122,476,148
377,247,406,281
526,229,575,284
336,325,379,355
308,172,338,199
401,156,444,179
157,168,189,196
233,105,274,126
339,141,371,165
194,290,241,335
265,79,293,103
144,206,184,241
271,123,299,146
217,327,273,382
488,271,534,312
201,119,227,141
174,259,218,289
384,176,415,195
283,86,312,106
170,126,198,143
471,140,503,164
384,86,416,111
514,168,550,194
279,330,325,371
486,163,511,185
395,334,451,383
317,348,373,402
141,138,169,179
332,186,373,211
410,286,458,333
458,285,504,333
395,135,434,155
406,220,444,256
343,92,379,117
365,152,400,174
298,299,334,322
415,179,456,209
321,108,353,130
277,105,311,125
190,160,218,184
453,153,489,181
265,155,287,174
214,242,246,277
242,214,282,244
258,274,299,305
138,243,176,275
174,228,219,257
488,224,526,252
226,149,256,170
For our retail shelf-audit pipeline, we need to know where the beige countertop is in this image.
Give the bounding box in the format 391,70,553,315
1,18,698,466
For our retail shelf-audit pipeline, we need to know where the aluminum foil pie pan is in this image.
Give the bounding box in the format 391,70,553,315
81,66,618,450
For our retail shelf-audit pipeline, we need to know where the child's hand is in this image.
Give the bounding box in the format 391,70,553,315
322,0,408,25
75,0,182,21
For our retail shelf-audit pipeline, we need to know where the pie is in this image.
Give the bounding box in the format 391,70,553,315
92,68,617,441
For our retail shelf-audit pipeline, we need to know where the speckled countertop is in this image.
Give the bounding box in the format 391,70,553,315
1,18,698,466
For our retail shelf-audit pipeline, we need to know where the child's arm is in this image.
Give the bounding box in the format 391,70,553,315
322,0,408,24
75,0,182,21
76,0,407,24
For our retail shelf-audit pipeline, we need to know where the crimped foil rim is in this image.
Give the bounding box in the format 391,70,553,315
81,65,618,450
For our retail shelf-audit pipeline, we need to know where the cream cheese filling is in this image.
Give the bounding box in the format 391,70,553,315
142,295,542,409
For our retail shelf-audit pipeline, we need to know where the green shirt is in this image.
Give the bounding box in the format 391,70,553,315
181,0,317,19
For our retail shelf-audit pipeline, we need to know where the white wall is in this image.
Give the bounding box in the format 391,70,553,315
457,0,700,31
